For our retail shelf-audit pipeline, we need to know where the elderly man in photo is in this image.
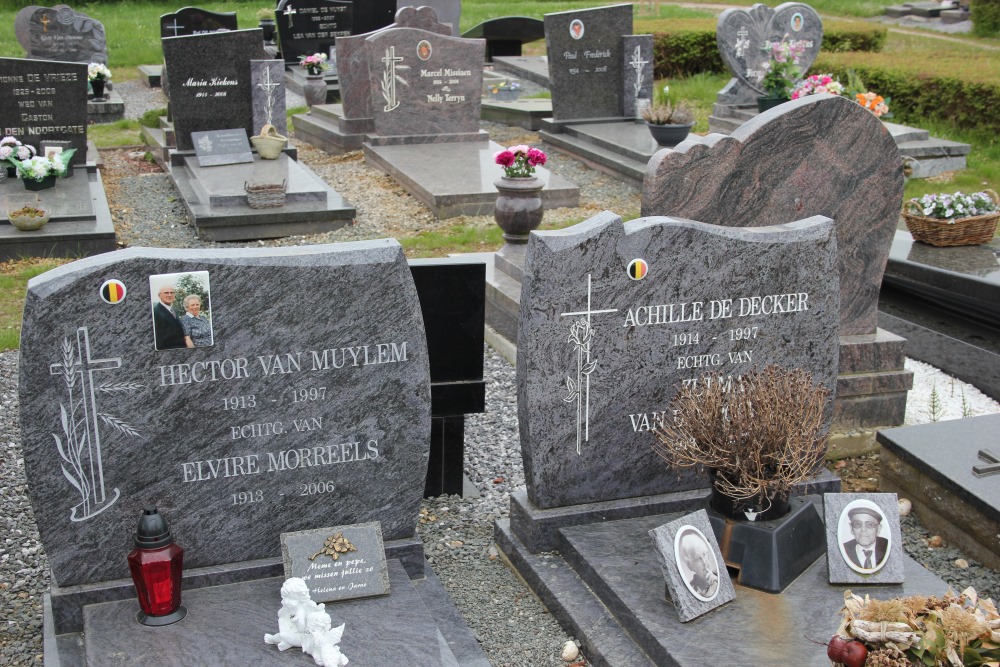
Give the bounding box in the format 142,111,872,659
153,284,186,350
681,532,719,599
842,507,889,571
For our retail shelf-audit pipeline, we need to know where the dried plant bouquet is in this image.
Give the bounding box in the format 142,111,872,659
652,365,829,515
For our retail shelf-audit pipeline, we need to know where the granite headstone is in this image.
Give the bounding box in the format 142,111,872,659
365,27,485,137
251,60,288,136
349,0,395,36
544,4,633,121
0,57,87,166
716,2,822,106
397,0,459,33
649,510,736,622
281,522,390,602
276,0,354,66
622,35,654,118
824,493,904,584
336,6,451,123
643,94,904,336
18,242,431,588
191,128,254,166
517,210,840,509
14,4,108,65
159,6,238,38
161,29,266,151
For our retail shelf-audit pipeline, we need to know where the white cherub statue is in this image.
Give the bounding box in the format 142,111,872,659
304,611,349,666
264,578,326,651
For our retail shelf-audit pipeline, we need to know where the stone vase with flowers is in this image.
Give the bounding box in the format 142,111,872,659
88,62,111,101
757,37,805,112
492,144,548,244
298,53,329,110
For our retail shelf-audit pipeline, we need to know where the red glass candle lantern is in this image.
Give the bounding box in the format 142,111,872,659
127,506,187,626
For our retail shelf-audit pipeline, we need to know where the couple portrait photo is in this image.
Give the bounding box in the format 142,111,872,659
150,271,214,351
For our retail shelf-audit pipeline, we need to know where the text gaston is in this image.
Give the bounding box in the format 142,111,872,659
157,342,410,386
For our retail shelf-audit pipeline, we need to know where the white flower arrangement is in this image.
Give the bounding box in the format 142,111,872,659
2,139,76,182
913,191,997,222
88,62,112,82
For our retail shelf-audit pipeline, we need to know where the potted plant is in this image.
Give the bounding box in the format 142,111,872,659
298,52,329,110
88,62,111,101
903,190,998,247
492,144,547,244
490,80,522,102
757,38,804,112
257,8,276,43
6,196,50,231
642,84,696,147
826,587,1000,667
4,142,76,191
652,365,830,522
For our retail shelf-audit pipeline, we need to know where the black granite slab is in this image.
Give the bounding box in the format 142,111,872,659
544,5,632,122
159,7,238,38
276,0,354,66
162,29,266,151
350,0,395,36
80,561,467,666
462,17,545,61
15,4,108,64
0,57,88,165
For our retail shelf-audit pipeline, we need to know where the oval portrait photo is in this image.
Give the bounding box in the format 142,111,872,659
673,526,720,601
838,499,891,574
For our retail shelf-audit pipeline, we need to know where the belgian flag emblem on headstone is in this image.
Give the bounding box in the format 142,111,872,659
627,259,648,281
100,279,127,304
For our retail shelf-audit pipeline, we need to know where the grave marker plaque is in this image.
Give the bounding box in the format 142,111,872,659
159,6,238,38
281,522,390,602
191,129,254,166
15,4,108,64
517,211,839,509
162,29,266,151
18,242,432,587
544,4,632,121
365,28,484,137
716,2,822,106
0,57,87,165
276,0,354,66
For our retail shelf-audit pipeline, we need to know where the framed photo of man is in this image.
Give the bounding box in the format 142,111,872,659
824,493,904,584
648,509,735,622
149,271,214,351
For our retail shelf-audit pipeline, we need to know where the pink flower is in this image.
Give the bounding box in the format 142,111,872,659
494,150,515,168
526,147,547,167
508,144,530,156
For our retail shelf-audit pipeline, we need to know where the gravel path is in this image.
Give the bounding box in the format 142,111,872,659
2,87,999,666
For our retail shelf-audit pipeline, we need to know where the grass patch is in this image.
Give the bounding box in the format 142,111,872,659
0,258,71,352
88,118,144,147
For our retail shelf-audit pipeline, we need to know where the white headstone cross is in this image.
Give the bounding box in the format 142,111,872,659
166,18,185,36
256,66,281,126
284,4,297,28
380,46,406,112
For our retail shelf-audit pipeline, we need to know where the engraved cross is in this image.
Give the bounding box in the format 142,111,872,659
165,18,185,36
39,14,51,33
284,4,297,28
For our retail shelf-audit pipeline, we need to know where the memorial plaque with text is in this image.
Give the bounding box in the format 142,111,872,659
517,212,840,509
281,522,390,603
19,242,432,587
191,129,254,166
0,57,87,165
15,4,108,64
544,4,632,121
162,29,266,151
276,0,354,65
366,27,484,137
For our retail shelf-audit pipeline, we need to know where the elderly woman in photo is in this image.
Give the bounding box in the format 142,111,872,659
181,294,212,348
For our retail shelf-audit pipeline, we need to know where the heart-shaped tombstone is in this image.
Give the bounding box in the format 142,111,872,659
716,2,823,105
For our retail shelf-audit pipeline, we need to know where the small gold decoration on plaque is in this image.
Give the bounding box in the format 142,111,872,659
308,532,358,561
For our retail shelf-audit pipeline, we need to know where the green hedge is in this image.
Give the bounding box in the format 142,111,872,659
814,58,1000,133
646,20,887,79
973,0,1000,36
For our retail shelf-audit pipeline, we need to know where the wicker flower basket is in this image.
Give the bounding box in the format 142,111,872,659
244,180,286,209
902,189,998,247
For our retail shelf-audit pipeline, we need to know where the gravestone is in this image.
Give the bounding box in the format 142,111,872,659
544,4,633,122
161,29,266,151
462,17,546,61
19,242,431,589
276,0,354,66
643,94,912,429
517,210,839,510
251,59,288,136
622,35,654,118
365,27,484,138
15,4,108,64
350,0,395,35
159,6,238,38
0,57,115,259
715,2,822,107
398,0,460,34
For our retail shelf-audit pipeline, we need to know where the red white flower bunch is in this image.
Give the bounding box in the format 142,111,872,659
493,144,547,178
790,74,845,99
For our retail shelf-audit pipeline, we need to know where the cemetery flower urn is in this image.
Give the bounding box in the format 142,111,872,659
299,53,330,111
5,142,76,192
5,196,50,231
257,8,276,43
88,62,112,102
127,506,187,626
493,145,547,243
640,91,696,147
652,365,830,523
